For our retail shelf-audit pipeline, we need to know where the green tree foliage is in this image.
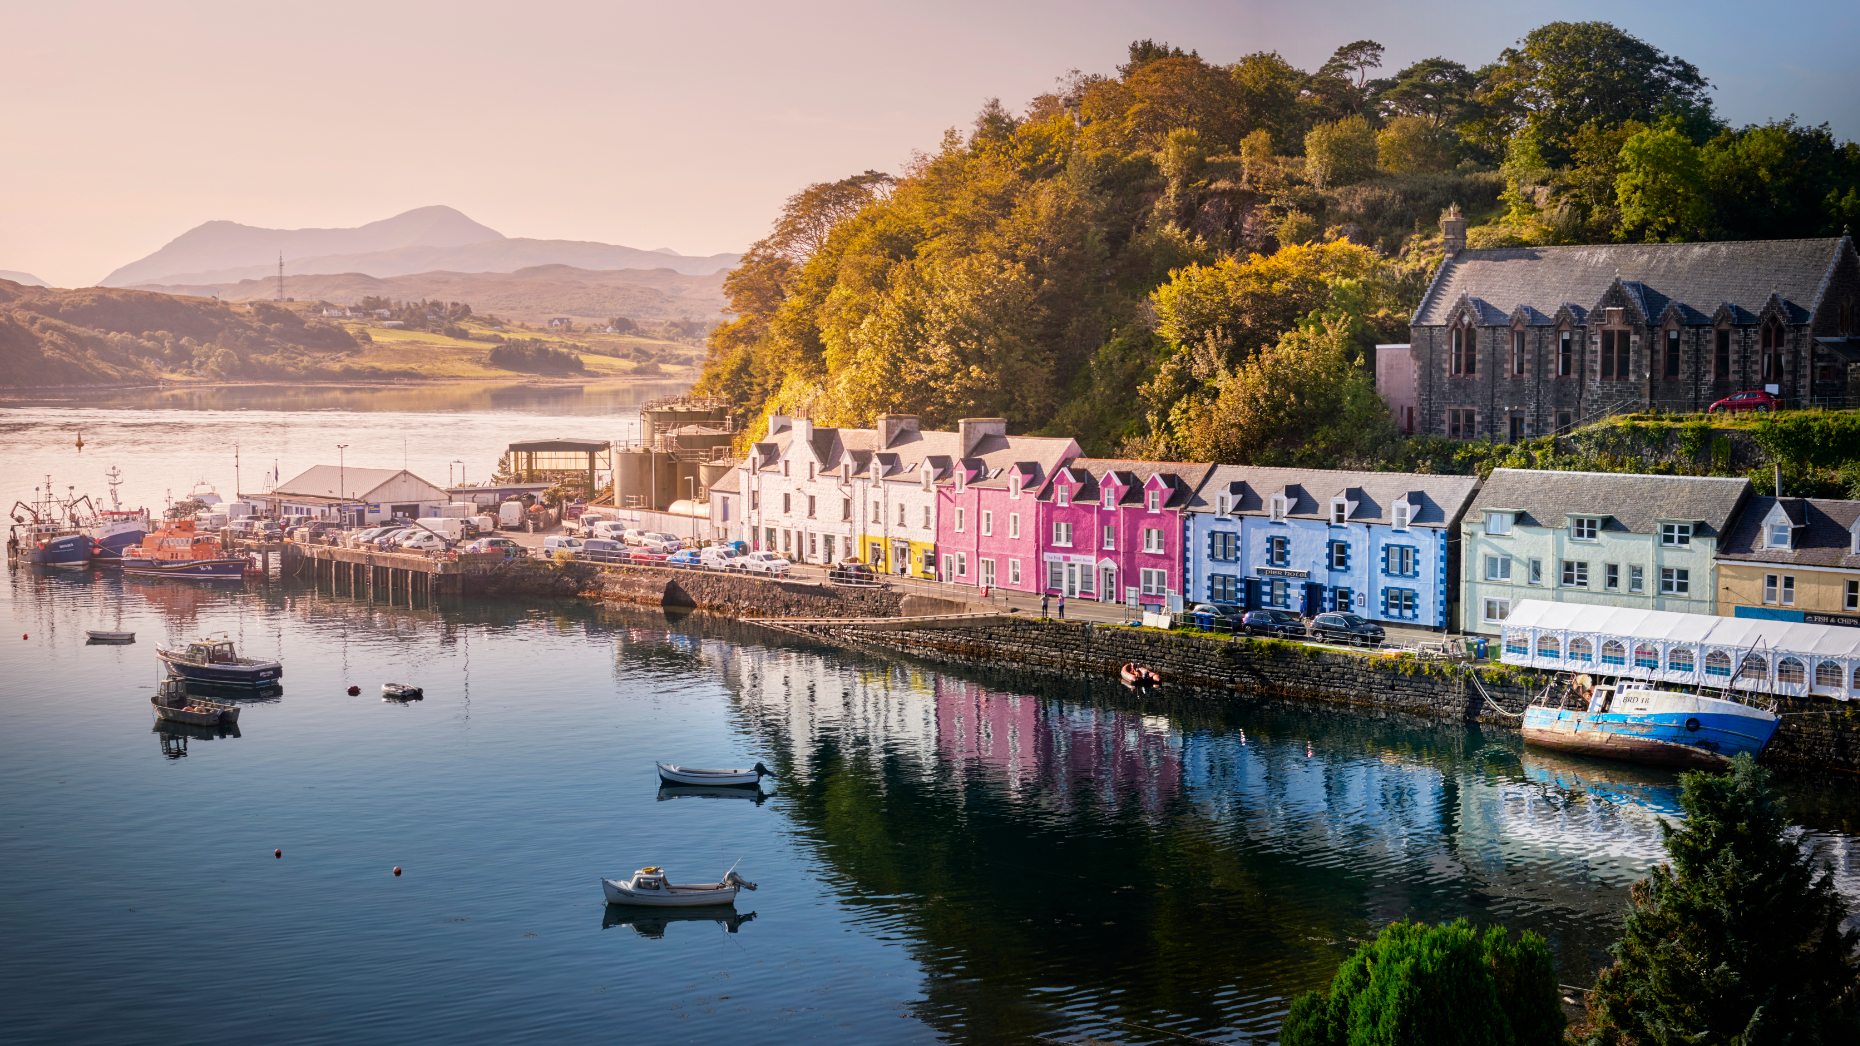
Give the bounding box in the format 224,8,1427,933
1478,22,1714,167
487,339,586,375
1584,755,1860,1044
1375,57,1478,128
1230,51,1307,152
1305,116,1380,188
1703,119,1860,238
1615,121,1710,241
1377,115,1457,174
1280,918,1564,1046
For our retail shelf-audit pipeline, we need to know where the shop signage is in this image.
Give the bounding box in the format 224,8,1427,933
1257,566,1309,579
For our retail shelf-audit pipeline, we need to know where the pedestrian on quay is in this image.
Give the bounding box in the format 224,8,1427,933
1057,593,1066,620
1041,593,1050,619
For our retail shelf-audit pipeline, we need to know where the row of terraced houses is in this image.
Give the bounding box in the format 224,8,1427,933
714,414,1860,638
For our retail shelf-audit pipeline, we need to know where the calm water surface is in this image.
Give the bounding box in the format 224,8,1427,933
3,391,1858,1043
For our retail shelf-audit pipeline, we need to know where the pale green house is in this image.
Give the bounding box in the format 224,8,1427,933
1460,469,1750,635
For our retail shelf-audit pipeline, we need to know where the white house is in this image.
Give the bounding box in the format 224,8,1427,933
248,466,451,525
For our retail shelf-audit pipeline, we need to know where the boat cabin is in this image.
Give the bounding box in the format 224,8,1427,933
631,868,667,890
184,640,241,664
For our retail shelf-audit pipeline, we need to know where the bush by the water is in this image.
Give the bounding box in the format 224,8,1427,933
1280,918,1564,1046
487,339,586,375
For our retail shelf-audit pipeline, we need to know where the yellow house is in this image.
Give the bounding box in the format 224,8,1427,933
1715,496,1860,626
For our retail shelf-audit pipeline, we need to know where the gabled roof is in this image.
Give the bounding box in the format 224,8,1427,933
1718,496,1860,568
1414,237,1852,328
272,466,442,500
939,433,1077,491
1044,459,1214,508
1186,465,1480,528
1467,469,1749,537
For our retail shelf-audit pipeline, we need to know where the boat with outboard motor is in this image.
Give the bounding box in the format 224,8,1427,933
381,683,424,701
156,635,283,688
1521,673,1780,770
121,517,246,580
151,677,242,727
655,762,773,788
599,866,757,907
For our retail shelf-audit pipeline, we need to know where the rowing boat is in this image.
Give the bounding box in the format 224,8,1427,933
655,761,774,788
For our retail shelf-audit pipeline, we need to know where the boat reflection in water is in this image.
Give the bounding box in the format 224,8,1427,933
600,905,757,938
1520,749,1684,820
656,784,771,805
153,718,242,760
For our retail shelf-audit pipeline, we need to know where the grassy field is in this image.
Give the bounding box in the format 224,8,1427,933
333,319,699,381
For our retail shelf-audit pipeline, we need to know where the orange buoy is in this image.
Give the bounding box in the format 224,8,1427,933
393,866,402,877
274,848,282,858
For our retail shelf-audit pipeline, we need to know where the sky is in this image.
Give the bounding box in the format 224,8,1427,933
2,0,1856,287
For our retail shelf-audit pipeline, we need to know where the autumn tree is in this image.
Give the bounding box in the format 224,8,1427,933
1304,116,1379,188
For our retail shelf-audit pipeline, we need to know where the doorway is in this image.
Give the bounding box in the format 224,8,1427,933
1099,565,1117,603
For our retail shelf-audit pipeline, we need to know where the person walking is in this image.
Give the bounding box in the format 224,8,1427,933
1041,593,1050,620
1057,593,1066,620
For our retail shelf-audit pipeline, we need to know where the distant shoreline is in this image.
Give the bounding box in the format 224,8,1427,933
0,375,695,397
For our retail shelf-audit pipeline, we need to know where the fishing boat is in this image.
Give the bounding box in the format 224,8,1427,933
7,475,92,569
381,683,424,701
156,635,283,688
86,630,136,643
1119,662,1161,688
151,678,242,726
1521,674,1780,770
84,468,151,562
599,866,757,908
120,517,246,580
655,761,773,788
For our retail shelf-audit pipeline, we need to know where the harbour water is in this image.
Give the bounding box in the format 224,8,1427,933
4,388,1859,1043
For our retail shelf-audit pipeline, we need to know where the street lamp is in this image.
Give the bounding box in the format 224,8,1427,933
452,459,465,489
336,444,348,524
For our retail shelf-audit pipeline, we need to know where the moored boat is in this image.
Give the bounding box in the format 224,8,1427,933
157,635,283,688
151,678,242,727
1120,663,1161,688
599,866,756,907
86,630,136,643
121,517,245,581
8,475,92,569
1521,675,1779,770
84,467,150,562
381,683,424,701
655,761,773,788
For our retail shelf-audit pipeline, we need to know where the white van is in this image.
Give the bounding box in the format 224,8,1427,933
412,518,469,542
541,536,582,558
498,501,527,529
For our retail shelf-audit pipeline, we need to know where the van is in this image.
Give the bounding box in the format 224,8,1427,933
498,501,526,529
472,514,496,536
411,518,469,542
580,538,629,564
541,536,582,558
588,520,629,541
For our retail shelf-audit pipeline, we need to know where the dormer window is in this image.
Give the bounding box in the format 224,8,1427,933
1767,520,1792,549
1571,517,1600,541
1145,490,1161,512
1102,487,1116,509
955,471,966,493
1269,495,1288,522
1056,486,1069,508
1330,499,1348,525
1216,493,1232,517
1009,474,1021,498
1392,502,1412,531
922,472,932,492
1659,522,1692,547
1484,511,1513,536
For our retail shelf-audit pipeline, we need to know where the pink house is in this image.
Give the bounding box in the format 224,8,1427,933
1037,458,1213,610
933,419,1078,594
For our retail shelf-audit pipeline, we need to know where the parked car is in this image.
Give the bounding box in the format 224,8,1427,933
1186,602,1246,633
826,561,880,585
541,536,583,558
397,531,448,553
700,546,744,570
638,532,684,553
666,549,704,568
1309,612,1385,647
1708,389,1779,414
579,538,630,564
585,520,630,541
628,548,670,563
461,537,522,561
345,525,398,548
738,551,792,576
1241,608,1307,640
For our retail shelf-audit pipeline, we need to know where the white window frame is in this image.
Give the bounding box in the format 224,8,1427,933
1561,560,1588,587
1660,521,1693,547
1008,513,1020,540
1484,511,1512,536
1661,567,1690,595
1391,502,1412,531
1009,559,1022,585
1571,517,1600,541
1053,521,1073,547
1484,554,1512,582
980,510,993,536
1270,495,1288,521
1764,573,1796,606
1101,524,1115,551
921,507,931,530
1056,486,1070,507
1629,565,1644,593
1482,598,1510,623
1846,578,1857,611
980,558,995,587
1330,499,1348,525
1216,494,1233,517
1528,558,1543,585
1143,527,1165,554
1139,567,1167,595
1102,487,1116,509
1767,521,1792,548
1146,490,1162,512
954,507,966,533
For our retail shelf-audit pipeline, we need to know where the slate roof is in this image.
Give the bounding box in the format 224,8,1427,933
1413,237,1851,328
1046,459,1215,508
273,466,431,499
1718,496,1860,569
945,433,1078,491
1186,465,1481,528
1467,469,1750,537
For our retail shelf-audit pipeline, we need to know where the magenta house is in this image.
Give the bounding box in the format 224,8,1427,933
933,420,1078,595
1037,458,1213,610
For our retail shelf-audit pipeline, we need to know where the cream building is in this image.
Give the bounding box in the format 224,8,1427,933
1716,496,1860,627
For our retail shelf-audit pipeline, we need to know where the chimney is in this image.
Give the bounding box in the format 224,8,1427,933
766,414,793,436
958,417,1008,456
1441,204,1466,257
876,413,919,449
791,417,813,448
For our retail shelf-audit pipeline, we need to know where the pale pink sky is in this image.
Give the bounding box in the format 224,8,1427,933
3,0,1854,287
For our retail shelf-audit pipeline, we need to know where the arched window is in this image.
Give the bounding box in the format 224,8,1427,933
1813,661,1844,692
1705,651,1733,678
1853,664,1860,690
1668,648,1696,674
1738,654,1769,682
1761,319,1786,384
1451,322,1478,376
1504,632,1529,657
1537,635,1561,659
1601,640,1627,667
1568,638,1593,662
1777,657,1806,685
1633,643,1660,670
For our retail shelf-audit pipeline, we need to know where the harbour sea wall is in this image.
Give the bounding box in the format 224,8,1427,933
778,616,1860,775
592,564,971,620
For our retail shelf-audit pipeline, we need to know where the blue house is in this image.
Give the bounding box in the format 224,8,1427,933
1183,467,1482,630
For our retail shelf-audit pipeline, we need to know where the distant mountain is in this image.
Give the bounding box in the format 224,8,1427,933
0,270,48,287
104,205,740,287
135,264,728,325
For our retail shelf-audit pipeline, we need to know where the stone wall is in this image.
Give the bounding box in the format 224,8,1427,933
596,564,971,620
796,617,1860,774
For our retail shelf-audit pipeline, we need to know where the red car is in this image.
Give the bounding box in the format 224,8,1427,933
1708,390,1779,414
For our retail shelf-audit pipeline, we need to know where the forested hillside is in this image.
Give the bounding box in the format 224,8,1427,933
695,22,1860,464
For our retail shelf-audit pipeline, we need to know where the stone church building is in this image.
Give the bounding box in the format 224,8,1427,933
1398,212,1860,440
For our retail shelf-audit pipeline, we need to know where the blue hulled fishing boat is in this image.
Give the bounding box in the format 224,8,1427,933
1521,676,1779,770
7,475,92,569
83,466,151,562
156,636,282,688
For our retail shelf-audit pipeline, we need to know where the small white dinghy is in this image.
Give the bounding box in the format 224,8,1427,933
656,761,773,788
87,630,137,643
381,683,424,701
600,866,757,908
